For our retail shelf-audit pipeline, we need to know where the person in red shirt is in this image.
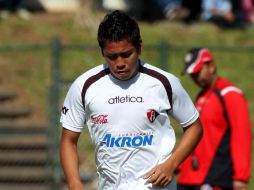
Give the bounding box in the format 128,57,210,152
177,47,252,190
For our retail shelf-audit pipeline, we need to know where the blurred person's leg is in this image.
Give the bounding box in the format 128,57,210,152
16,0,31,20
181,0,202,22
126,0,164,22
6,0,22,12
0,0,14,18
239,0,254,23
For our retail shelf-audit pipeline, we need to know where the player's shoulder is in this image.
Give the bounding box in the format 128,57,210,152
78,64,107,79
70,64,108,90
75,64,107,82
141,62,181,84
142,62,178,79
216,77,243,97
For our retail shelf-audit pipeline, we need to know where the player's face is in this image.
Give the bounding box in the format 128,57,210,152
103,40,140,81
190,62,215,89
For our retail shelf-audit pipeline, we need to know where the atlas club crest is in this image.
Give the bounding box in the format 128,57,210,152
147,109,159,123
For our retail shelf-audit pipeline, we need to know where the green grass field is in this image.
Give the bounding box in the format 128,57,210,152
0,11,253,189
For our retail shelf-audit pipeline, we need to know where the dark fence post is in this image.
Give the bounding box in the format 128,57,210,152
159,39,169,71
48,37,62,189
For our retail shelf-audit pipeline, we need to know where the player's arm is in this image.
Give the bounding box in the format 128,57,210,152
225,92,252,189
60,128,84,190
170,118,203,169
144,118,203,187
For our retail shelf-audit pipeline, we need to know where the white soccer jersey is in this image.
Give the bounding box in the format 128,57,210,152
60,61,199,190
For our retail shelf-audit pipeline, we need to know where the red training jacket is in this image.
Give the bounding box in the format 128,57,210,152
177,77,252,188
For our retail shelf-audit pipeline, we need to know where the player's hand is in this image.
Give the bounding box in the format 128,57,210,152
68,180,84,190
143,162,174,187
233,180,248,190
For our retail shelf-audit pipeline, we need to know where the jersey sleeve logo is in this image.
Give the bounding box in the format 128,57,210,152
61,106,69,115
147,109,159,123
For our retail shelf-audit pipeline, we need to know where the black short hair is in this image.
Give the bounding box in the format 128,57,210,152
97,10,142,53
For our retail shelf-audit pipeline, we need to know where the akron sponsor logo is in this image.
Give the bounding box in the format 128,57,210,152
100,133,153,147
108,95,143,104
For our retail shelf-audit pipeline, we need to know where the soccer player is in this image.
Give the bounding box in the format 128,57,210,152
60,10,203,190
177,48,252,190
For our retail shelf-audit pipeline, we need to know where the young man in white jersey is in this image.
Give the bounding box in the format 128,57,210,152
60,10,203,190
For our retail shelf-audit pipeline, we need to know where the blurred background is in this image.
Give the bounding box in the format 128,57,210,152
0,0,253,190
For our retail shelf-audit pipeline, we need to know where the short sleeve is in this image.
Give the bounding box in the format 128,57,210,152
60,78,86,132
169,76,199,127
